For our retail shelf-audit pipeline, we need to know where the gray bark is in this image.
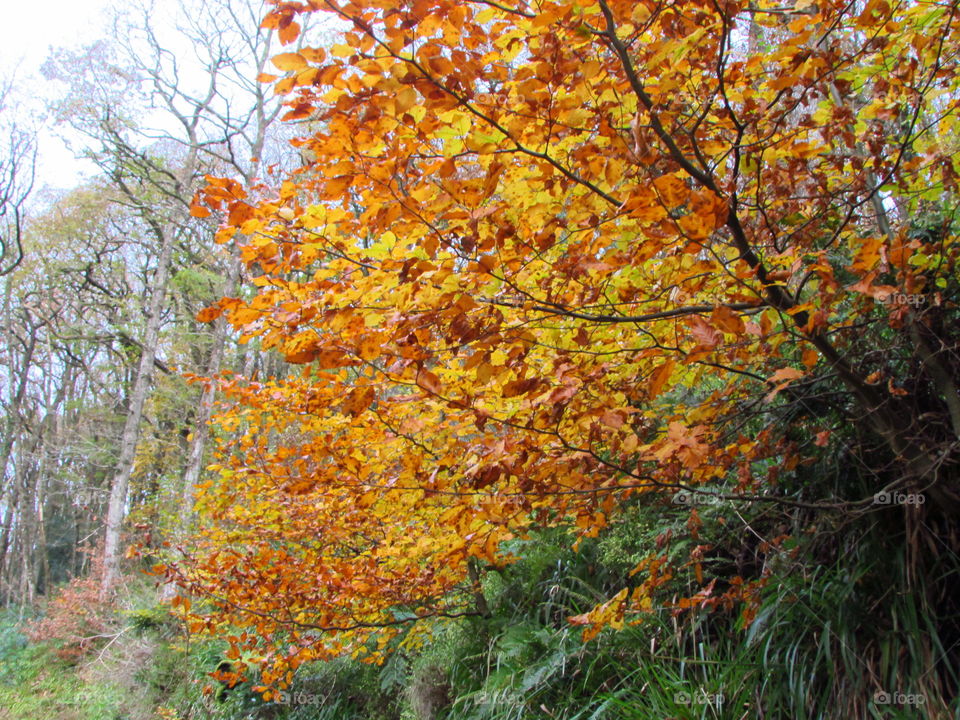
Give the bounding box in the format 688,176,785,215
100,225,174,597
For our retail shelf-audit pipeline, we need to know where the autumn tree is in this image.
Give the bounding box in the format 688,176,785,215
176,0,960,698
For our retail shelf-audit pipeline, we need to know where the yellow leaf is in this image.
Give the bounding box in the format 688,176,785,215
395,86,418,114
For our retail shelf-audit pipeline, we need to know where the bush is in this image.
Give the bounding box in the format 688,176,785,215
25,561,115,662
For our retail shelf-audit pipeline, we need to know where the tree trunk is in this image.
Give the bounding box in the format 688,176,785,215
100,224,174,597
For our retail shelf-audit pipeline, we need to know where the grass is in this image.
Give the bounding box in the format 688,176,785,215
0,638,124,720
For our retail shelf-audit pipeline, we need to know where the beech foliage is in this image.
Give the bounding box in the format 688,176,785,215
170,0,960,691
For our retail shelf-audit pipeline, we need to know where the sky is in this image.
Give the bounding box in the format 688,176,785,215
0,0,112,75
2,0,338,198
1,0,117,191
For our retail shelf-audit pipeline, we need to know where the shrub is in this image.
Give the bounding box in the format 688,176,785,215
25,549,115,661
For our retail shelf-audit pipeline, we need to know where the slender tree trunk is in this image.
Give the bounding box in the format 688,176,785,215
15,453,34,608
0,477,18,604
33,454,49,596
101,225,174,597
178,336,225,530
0,279,36,506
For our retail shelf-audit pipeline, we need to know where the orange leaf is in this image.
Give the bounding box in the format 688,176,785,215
418,369,442,395
765,367,804,402
768,367,804,384
358,335,381,361
326,175,353,197
278,20,301,45
272,52,308,72
711,305,746,335
196,305,223,323
648,359,675,398
227,202,256,226
687,316,721,349
342,387,375,417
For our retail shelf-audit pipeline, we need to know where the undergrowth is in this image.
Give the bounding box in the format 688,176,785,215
2,479,958,719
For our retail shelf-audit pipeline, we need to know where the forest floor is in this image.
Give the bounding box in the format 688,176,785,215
0,612,166,720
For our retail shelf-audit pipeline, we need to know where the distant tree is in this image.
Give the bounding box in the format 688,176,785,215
0,79,36,276
43,0,301,596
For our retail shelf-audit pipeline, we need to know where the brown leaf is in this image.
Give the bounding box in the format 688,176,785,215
418,369,442,395
502,377,541,398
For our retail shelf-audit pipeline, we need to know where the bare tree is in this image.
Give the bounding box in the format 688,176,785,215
0,80,37,276
42,0,298,596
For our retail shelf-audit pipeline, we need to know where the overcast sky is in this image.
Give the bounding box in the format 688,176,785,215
0,0,111,75
1,0,116,191
1,0,331,196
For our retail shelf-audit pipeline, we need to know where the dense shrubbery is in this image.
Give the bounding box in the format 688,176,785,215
154,487,958,718
24,553,115,663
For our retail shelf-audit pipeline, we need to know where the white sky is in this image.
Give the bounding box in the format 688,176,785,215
1,0,120,191
0,0,112,75
1,0,335,196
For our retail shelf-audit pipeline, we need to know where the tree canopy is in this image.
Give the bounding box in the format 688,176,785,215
170,0,960,692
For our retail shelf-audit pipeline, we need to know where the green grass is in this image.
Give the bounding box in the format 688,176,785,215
0,639,124,720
